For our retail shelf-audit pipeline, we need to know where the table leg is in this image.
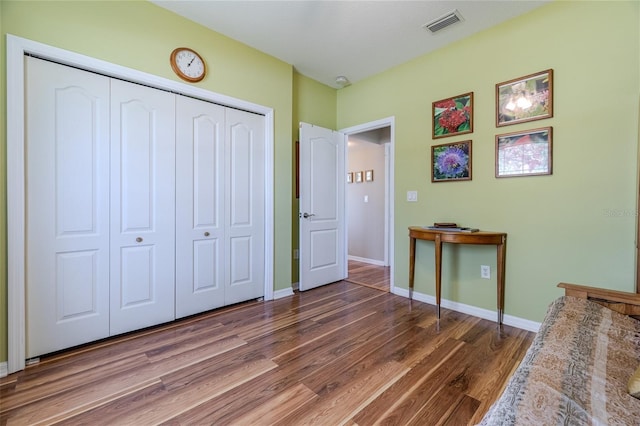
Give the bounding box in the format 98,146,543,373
496,236,507,325
435,234,442,319
409,236,416,300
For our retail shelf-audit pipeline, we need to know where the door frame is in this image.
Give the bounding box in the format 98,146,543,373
340,117,395,293
6,34,275,374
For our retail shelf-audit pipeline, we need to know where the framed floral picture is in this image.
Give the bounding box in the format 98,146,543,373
355,171,363,183
431,140,472,182
432,92,473,139
496,127,552,178
347,172,353,183
365,170,374,182
496,69,553,127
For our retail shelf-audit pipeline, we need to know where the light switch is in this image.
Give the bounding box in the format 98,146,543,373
364,195,369,203
407,191,418,202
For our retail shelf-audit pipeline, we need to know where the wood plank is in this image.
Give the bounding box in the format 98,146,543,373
274,361,408,426
229,382,318,425
2,280,535,426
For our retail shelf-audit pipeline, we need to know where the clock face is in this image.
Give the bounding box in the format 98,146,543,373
170,48,206,82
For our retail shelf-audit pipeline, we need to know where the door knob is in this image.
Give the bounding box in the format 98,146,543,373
302,212,315,219
136,237,143,243
204,232,210,237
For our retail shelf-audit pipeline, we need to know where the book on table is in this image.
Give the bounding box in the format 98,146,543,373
424,225,479,233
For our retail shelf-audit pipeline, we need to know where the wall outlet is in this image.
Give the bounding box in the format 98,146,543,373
480,265,491,279
293,249,299,260
407,191,418,202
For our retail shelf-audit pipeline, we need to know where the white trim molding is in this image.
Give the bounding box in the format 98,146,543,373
392,287,541,333
340,117,395,293
348,255,386,266
6,34,275,373
273,287,295,300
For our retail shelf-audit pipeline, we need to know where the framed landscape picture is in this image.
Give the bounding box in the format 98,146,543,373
432,92,473,139
431,140,472,182
496,69,553,127
496,127,552,178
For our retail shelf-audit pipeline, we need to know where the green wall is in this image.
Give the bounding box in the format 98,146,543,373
0,0,295,363
291,72,337,283
337,0,640,322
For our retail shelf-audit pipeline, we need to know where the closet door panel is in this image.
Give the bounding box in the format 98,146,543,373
110,80,176,334
25,57,110,358
225,109,265,304
175,95,226,318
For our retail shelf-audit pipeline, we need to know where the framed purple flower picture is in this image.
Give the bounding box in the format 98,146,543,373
432,92,473,139
431,140,472,182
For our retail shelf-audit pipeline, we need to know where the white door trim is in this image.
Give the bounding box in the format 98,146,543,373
6,34,275,374
340,117,395,293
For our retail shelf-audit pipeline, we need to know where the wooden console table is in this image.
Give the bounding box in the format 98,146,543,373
408,226,507,325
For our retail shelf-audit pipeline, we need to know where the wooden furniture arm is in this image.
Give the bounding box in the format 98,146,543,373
558,282,640,316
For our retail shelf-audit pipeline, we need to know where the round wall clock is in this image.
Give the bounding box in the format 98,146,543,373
170,47,206,83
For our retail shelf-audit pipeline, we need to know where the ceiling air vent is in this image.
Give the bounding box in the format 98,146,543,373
423,9,464,34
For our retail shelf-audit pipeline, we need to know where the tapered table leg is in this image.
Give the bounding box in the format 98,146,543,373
435,234,442,320
409,236,416,300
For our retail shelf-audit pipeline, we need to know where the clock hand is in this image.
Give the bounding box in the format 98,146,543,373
187,57,195,67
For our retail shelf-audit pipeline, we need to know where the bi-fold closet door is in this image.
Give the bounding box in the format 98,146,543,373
175,96,265,319
25,57,265,358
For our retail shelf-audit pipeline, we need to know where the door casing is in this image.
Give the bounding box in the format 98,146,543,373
341,117,395,293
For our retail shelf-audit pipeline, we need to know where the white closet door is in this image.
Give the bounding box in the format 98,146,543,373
109,80,176,335
25,57,110,357
225,109,265,304
175,95,226,318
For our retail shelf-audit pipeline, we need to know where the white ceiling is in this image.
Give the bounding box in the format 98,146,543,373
153,0,549,88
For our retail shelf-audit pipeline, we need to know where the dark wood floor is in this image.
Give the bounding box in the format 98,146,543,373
0,281,534,425
347,260,390,292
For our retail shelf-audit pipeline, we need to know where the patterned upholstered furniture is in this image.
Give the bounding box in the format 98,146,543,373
479,283,640,425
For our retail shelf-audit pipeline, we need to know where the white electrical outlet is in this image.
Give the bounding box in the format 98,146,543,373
407,191,418,202
481,265,491,279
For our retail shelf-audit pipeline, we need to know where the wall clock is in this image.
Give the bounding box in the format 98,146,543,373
170,47,206,83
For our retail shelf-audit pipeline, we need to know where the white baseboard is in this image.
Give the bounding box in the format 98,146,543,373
0,362,7,378
392,287,540,332
273,286,295,300
348,255,386,266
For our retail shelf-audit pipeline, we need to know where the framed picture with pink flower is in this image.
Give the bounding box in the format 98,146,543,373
495,127,552,178
431,140,472,182
432,92,473,139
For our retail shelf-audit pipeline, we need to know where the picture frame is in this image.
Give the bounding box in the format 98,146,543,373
431,140,472,182
496,127,552,178
365,170,374,182
432,92,473,139
347,172,353,183
496,69,553,127
355,171,363,183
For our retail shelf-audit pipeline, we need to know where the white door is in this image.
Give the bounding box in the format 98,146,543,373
225,108,266,304
25,57,111,357
298,123,347,291
109,80,176,334
175,95,226,318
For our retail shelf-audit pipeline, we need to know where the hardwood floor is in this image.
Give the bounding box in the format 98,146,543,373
347,260,390,292
0,281,534,425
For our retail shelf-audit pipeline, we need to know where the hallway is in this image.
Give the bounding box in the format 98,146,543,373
347,260,390,292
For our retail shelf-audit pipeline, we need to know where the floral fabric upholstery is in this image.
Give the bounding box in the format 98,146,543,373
479,296,640,425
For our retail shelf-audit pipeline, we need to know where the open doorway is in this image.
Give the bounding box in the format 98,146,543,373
341,118,394,293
